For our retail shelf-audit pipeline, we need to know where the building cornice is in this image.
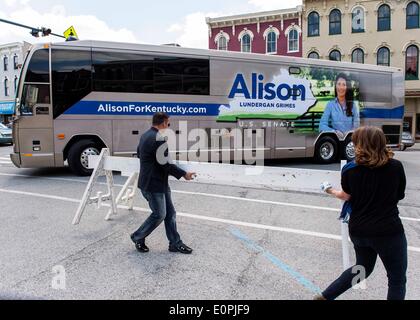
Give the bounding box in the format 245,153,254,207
206,6,302,28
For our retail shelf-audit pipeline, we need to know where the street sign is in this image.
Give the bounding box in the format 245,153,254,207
63,26,78,40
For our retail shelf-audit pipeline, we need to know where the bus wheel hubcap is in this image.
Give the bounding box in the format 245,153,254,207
80,147,100,169
320,142,334,160
346,142,355,159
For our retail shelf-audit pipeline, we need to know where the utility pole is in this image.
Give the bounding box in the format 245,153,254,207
0,18,66,39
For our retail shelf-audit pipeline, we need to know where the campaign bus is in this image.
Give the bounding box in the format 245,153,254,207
10,40,404,175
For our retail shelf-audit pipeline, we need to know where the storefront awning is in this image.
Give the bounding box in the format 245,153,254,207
0,102,15,115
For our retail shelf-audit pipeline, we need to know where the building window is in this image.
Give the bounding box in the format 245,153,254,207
377,47,390,66
378,4,391,31
3,56,8,71
217,36,228,51
14,76,18,93
308,12,320,37
288,29,299,53
329,50,341,61
352,48,364,63
308,51,320,59
407,2,420,29
241,34,251,53
13,55,18,70
266,31,277,54
406,45,419,80
4,78,9,96
329,9,342,35
352,7,365,33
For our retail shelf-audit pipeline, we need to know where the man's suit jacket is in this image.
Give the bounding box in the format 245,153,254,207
137,127,186,193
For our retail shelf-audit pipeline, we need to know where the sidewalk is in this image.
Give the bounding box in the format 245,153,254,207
412,143,420,151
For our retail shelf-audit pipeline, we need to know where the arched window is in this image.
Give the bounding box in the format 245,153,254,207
377,47,390,66
352,7,365,33
407,1,420,29
406,45,419,80
329,50,341,61
378,4,391,31
308,12,320,36
308,51,320,59
4,78,9,97
241,34,251,53
288,29,299,52
329,9,342,35
266,31,277,54
217,36,227,51
14,76,18,93
352,48,364,63
3,56,8,71
13,55,18,70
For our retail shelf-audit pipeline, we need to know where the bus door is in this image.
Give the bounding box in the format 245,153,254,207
17,48,55,167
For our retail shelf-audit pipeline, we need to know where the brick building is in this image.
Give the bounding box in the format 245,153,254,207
206,7,303,57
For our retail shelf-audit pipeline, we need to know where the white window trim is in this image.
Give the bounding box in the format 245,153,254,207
214,31,230,51
285,26,301,53
264,27,280,54
238,29,254,53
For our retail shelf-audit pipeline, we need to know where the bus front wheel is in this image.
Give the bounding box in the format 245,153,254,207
68,140,101,176
314,136,338,164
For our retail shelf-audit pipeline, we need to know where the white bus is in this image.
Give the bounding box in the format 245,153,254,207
11,40,405,175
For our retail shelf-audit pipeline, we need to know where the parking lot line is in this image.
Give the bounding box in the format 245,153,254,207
1,187,419,254
0,172,419,223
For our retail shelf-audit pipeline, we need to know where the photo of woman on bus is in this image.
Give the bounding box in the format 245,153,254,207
319,73,360,139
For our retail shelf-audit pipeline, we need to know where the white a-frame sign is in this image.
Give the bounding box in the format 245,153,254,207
72,148,140,225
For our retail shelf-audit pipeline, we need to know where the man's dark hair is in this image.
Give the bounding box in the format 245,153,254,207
152,112,169,126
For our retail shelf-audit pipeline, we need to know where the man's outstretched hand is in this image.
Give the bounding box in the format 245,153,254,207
184,172,197,181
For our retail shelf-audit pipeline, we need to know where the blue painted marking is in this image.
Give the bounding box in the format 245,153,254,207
230,227,322,295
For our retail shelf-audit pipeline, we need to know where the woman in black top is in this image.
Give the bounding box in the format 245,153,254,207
316,126,408,300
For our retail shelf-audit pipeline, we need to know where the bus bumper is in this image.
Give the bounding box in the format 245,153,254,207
10,153,21,168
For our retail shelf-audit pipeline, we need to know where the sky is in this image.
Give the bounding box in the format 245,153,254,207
0,0,302,48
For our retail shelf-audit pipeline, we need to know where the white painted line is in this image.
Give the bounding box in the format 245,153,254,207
0,161,12,164
0,172,419,223
0,188,80,203
0,187,419,254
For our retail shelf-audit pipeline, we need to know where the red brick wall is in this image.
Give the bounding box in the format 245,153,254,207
209,18,302,57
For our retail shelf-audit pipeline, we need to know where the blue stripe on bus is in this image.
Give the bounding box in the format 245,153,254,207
63,101,221,116
360,106,404,119
64,100,405,120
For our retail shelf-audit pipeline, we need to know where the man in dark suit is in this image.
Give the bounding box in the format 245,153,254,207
131,113,196,254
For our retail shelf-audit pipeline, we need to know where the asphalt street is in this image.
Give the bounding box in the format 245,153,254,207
0,144,419,300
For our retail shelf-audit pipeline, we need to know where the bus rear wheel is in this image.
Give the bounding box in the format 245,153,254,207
68,140,101,176
314,136,338,164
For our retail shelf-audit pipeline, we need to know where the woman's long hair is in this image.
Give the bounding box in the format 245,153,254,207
352,126,394,168
334,73,354,117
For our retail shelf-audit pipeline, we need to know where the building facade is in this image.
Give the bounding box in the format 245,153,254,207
206,7,303,57
0,42,31,124
302,0,420,141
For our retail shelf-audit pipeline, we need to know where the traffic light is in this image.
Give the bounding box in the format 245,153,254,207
41,27,51,37
30,29,39,37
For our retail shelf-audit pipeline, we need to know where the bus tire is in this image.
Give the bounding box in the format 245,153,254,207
342,136,356,162
67,139,102,176
314,136,338,164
